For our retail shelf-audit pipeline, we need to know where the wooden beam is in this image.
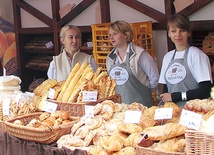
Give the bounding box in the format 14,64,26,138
165,0,175,51
15,0,52,27
191,20,214,30
117,0,165,22
100,0,111,23
178,0,214,17
51,0,60,55
12,0,22,79
57,0,96,27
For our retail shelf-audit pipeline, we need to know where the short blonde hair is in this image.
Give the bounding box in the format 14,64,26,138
109,20,133,43
60,25,82,39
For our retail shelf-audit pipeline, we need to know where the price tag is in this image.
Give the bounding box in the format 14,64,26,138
2,98,10,116
179,109,202,130
48,88,55,99
82,91,97,102
84,105,94,118
154,108,173,120
45,41,53,48
124,110,142,124
42,100,57,113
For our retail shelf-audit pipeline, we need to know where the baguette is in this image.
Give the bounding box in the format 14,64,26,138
93,71,108,84
57,63,81,101
61,62,89,102
91,67,102,82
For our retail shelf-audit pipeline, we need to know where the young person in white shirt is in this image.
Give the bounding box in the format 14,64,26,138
159,14,213,107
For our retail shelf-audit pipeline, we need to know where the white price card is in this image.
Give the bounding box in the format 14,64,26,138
124,110,142,124
82,91,97,102
45,41,53,48
42,100,57,113
84,105,94,118
179,109,202,130
154,108,173,120
48,88,55,99
2,98,10,116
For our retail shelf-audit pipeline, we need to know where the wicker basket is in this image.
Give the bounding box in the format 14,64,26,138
185,130,214,155
55,94,122,117
4,112,78,144
136,143,185,155
0,121,6,132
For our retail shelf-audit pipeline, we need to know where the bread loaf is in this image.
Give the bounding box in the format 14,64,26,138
143,123,187,141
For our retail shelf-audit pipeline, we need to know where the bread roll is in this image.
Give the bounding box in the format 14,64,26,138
33,79,58,97
143,123,187,141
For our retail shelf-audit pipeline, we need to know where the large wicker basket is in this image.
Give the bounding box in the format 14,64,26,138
185,130,214,155
55,94,122,117
0,121,6,132
136,142,185,155
4,112,78,144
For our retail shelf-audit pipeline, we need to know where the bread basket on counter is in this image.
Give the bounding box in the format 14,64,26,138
4,112,79,144
136,144,186,155
52,94,122,117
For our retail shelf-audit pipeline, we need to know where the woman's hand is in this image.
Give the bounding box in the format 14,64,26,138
160,93,172,102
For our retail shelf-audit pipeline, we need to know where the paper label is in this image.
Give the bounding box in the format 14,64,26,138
84,105,94,118
124,110,142,124
45,41,53,48
42,100,57,113
179,109,202,130
82,91,97,102
48,88,55,99
154,108,173,120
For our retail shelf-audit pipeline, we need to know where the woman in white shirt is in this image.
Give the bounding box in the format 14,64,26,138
159,14,213,107
47,25,97,81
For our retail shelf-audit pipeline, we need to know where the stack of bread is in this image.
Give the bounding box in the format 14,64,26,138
0,75,21,92
55,101,190,154
33,62,117,103
12,110,76,128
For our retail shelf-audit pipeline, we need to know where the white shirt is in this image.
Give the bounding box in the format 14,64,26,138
159,46,212,84
47,52,97,80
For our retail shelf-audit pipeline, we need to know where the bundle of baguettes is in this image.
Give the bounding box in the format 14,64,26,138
55,62,116,102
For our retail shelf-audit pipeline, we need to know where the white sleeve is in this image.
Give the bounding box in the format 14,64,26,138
47,60,57,79
189,47,213,83
139,52,159,91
